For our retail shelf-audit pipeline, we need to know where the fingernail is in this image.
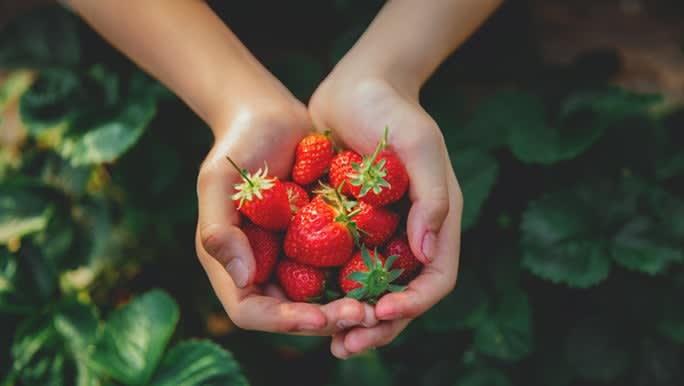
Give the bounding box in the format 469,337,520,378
421,232,437,262
226,258,248,288
336,320,358,329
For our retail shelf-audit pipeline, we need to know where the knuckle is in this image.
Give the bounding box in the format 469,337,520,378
196,160,223,196
199,223,226,261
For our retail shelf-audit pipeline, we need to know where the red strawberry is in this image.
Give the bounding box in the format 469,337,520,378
354,201,399,247
282,181,309,215
348,127,409,206
277,259,326,302
242,222,280,284
383,235,422,284
329,150,362,196
284,193,358,267
292,133,334,185
339,246,406,303
227,158,291,230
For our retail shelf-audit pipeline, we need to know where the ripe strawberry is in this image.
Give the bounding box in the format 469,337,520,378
339,246,406,303
227,157,291,230
277,259,326,302
242,222,280,284
383,235,422,284
284,192,359,267
354,201,399,248
292,133,334,185
348,127,409,206
282,181,309,215
329,150,362,196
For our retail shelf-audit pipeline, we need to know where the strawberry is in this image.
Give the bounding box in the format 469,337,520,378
276,259,326,302
227,157,291,230
339,246,406,303
383,235,422,284
329,150,362,196
292,133,334,185
354,201,399,248
284,191,359,267
282,181,309,215
242,222,280,284
347,127,409,206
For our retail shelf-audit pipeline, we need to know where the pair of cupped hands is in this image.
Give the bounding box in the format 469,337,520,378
195,63,463,359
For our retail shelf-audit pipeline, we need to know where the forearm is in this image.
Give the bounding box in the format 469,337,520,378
67,0,295,135
338,0,502,95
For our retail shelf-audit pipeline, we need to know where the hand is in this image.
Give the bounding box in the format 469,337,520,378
196,98,377,336
309,73,463,358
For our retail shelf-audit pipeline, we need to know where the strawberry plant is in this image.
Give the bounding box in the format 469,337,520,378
2,3,684,386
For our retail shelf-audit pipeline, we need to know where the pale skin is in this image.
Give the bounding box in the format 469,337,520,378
67,0,502,357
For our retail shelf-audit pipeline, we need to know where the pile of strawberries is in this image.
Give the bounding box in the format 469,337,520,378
229,128,421,303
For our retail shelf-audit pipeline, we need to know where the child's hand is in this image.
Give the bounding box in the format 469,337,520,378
196,100,377,336
309,73,463,358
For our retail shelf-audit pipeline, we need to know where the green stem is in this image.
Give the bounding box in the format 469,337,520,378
225,156,254,187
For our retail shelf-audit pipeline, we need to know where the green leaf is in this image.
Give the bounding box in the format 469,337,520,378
0,185,53,244
268,54,324,102
0,7,80,68
454,367,512,386
560,87,662,123
566,318,631,382
20,68,80,135
474,289,533,361
346,287,367,300
611,216,683,275
331,350,391,386
455,91,536,150
0,70,34,109
149,340,248,386
348,271,369,283
422,270,488,332
521,191,611,287
54,299,98,355
60,96,156,166
90,290,179,386
15,352,66,386
8,313,61,385
450,149,499,230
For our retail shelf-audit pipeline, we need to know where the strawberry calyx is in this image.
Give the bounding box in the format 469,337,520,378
348,126,392,197
226,156,276,209
345,246,406,304
315,182,362,244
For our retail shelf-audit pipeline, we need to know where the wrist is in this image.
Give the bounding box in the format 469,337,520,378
207,75,304,139
325,57,421,103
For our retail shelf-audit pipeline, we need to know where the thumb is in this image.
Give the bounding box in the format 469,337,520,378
197,158,255,288
402,141,450,264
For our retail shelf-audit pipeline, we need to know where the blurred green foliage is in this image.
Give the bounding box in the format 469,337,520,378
1,4,683,386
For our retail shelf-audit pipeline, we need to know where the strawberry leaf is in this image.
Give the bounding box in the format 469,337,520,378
347,271,369,283
346,287,367,300
387,269,404,282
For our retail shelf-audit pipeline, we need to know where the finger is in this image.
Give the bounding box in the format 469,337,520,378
319,298,366,333
331,331,352,359
196,229,327,333
197,154,255,288
344,319,411,354
398,131,450,263
376,160,462,320
361,303,379,328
